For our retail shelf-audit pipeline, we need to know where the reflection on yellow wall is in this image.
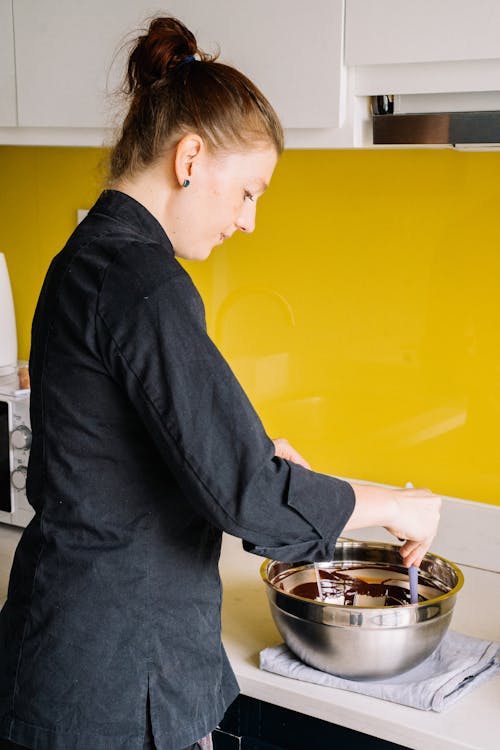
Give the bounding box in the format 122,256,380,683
1,146,499,505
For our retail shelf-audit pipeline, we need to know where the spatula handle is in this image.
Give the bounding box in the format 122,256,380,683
409,564,419,604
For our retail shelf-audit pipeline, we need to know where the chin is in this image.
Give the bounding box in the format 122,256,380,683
175,246,213,262
199,246,214,261
191,248,213,262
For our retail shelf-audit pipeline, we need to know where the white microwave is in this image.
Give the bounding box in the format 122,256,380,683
0,376,33,528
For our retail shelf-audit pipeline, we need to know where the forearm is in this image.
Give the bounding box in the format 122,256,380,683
271,440,441,568
343,482,398,530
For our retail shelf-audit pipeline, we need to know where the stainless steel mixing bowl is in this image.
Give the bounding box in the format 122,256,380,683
260,540,464,681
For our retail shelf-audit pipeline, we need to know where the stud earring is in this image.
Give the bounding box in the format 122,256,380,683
182,179,190,188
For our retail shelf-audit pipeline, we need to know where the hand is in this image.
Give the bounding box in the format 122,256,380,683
345,482,442,568
385,486,442,568
272,438,311,470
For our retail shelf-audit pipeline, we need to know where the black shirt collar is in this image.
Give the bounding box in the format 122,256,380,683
92,189,172,252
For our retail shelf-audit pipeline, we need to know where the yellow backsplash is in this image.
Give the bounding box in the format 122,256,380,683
1,146,499,505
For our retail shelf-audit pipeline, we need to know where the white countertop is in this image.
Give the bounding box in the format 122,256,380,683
219,533,500,750
1,523,499,750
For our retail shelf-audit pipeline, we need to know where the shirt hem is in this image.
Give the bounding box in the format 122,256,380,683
0,685,239,750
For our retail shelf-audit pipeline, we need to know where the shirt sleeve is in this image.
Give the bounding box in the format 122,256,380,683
96,248,355,562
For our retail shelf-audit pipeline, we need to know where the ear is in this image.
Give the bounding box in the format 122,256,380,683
174,133,203,187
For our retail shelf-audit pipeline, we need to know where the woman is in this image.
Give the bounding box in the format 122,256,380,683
0,17,441,750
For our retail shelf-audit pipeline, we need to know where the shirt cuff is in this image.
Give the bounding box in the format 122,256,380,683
243,465,356,562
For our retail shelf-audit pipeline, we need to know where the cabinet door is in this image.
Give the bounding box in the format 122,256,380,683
0,0,16,126
13,0,143,128
345,0,500,66
14,0,344,130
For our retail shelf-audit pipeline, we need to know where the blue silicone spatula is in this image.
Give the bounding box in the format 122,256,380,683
408,564,419,604
405,482,420,604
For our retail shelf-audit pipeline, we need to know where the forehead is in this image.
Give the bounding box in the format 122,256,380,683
212,147,277,184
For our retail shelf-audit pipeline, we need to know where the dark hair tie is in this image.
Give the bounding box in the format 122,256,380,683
178,55,195,67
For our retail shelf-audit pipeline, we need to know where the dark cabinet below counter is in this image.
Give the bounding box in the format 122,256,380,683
213,695,411,750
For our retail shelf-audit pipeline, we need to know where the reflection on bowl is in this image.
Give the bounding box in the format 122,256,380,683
260,540,464,681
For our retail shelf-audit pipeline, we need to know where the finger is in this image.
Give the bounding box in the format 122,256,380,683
399,539,421,556
399,539,423,566
407,548,426,568
273,439,311,470
400,548,420,568
401,542,428,569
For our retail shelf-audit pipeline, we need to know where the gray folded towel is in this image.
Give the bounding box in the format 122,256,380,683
260,630,500,712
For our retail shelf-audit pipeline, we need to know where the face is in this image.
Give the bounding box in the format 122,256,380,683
168,143,278,261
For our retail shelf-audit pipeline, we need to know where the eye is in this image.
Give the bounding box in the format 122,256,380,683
244,190,256,202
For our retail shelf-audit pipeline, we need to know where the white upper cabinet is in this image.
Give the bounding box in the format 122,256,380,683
12,0,345,132
0,0,17,127
13,1,148,129
168,0,345,130
6,1,500,147
346,0,500,65
346,0,500,95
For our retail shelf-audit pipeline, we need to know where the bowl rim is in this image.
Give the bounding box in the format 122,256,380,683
260,540,464,610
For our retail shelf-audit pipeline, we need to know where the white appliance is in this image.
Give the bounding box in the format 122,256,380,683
0,253,18,376
0,369,33,527
0,256,32,526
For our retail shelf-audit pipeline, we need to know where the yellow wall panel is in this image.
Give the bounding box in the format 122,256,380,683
1,146,499,505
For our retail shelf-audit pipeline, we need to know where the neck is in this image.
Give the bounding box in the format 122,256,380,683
112,163,175,235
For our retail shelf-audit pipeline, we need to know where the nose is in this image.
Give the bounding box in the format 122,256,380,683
236,200,257,234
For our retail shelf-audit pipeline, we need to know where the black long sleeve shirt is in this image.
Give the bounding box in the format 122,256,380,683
0,190,355,750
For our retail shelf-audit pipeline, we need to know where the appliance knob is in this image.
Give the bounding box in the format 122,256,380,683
11,465,28,490
11,426,32,451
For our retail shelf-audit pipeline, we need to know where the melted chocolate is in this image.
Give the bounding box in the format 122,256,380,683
289,566,444,606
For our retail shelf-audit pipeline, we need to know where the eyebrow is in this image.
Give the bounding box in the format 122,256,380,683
247,178,269,196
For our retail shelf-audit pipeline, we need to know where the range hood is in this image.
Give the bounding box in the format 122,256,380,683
372,92,500,148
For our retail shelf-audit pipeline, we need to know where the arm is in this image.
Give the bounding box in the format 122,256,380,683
273,442,441,568
96,253,355,562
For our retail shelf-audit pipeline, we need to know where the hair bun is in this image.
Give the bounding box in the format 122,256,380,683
126,17,198,92
109,14,283,182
